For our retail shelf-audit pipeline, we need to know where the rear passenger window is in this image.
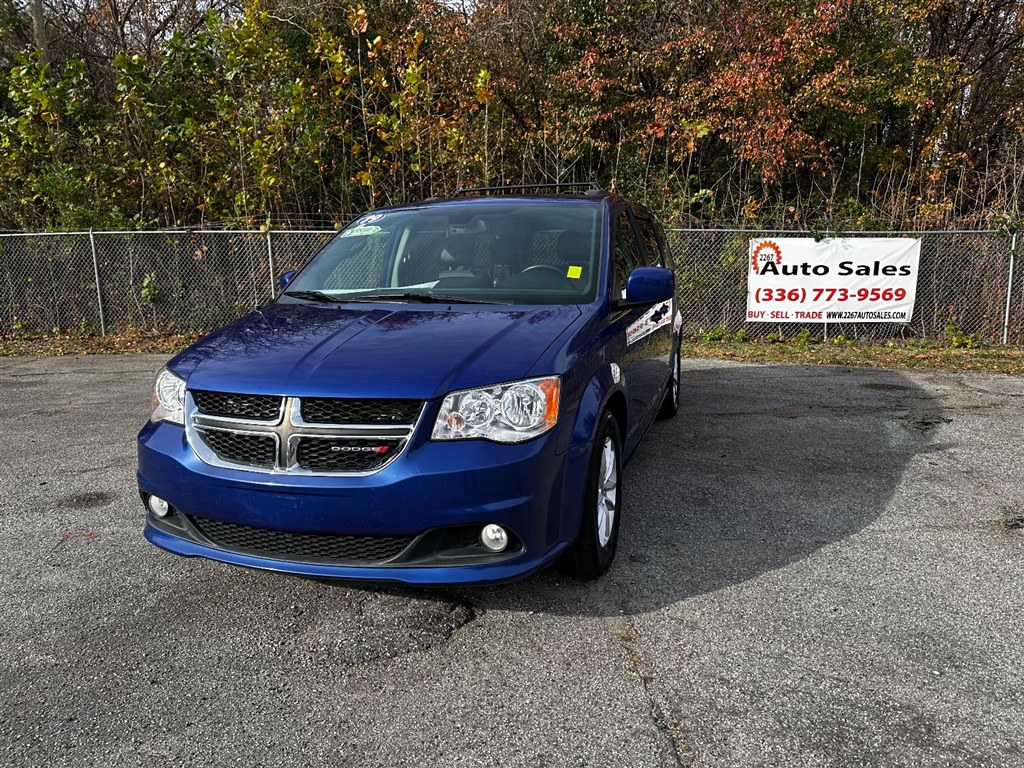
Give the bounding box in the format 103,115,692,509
635,218,665,267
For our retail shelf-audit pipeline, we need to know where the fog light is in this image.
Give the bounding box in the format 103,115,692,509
480,524,509,553
147,495,170,518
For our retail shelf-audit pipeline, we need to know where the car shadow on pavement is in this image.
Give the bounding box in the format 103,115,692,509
458,360,947,616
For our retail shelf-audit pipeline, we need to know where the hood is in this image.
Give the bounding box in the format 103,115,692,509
169,302,582,400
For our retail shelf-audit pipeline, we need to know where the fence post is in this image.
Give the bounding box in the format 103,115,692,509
89,229,106,336
1003,232,1017,346
266,227,277,301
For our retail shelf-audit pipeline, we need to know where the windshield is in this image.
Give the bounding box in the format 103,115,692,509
281,202,601,305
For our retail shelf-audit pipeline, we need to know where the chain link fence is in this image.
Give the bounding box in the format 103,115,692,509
0,228,1019,344
0,230,334,335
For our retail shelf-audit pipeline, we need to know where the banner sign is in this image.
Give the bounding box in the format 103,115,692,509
746,237,921,323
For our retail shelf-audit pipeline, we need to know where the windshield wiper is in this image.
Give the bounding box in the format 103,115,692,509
341,292,510,305
282,290,348,304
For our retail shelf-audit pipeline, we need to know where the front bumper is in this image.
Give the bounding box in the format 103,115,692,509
137,418,576,585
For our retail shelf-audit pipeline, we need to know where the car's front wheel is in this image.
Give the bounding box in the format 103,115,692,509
562,411,622,579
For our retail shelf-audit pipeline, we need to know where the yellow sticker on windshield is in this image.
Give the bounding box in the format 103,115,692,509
567,265,583,279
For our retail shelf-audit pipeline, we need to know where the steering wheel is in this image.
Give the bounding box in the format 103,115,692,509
517,263,578,291
522,264,565,276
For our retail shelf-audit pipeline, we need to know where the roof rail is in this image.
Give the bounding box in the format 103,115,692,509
451,182,604,197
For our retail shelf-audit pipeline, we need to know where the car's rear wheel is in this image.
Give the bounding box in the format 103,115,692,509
657,347,680,419
562,411,622,579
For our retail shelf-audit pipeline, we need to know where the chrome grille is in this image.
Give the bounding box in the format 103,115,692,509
301,398,422,425
190,516,412,563
186,392,422,476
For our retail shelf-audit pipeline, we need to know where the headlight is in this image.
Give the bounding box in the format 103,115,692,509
151,368,186,425
432,376,560,443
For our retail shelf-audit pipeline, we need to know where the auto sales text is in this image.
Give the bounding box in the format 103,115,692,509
755,260,913,277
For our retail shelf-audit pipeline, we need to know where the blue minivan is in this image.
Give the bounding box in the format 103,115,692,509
137,185,680,585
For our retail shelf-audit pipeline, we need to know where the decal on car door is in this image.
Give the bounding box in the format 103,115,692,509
626,300,673,345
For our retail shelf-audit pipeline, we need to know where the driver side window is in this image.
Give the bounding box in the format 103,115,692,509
613,211,642,300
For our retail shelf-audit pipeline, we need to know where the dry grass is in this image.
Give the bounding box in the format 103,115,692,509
681,339,1024,375
0,329,203,358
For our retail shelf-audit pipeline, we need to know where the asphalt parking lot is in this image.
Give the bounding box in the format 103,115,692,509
1,354,1022,768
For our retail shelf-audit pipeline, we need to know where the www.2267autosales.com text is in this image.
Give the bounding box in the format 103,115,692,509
748,309,909,321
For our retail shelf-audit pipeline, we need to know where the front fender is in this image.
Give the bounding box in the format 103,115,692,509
554,364,626,544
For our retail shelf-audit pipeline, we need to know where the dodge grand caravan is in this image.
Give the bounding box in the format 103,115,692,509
137,184,680,585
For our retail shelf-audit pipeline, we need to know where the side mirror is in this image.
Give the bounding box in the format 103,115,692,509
622,266,675,306
278,270,297,292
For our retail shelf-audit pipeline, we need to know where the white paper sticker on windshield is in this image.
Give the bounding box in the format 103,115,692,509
340,225,381,238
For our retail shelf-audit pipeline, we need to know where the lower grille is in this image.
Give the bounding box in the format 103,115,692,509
201,430,276,467
190,516,413,563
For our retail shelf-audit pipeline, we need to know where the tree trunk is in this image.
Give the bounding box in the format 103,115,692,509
29,0,50,68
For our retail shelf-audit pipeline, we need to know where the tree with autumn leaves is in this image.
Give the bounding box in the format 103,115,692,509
0,0,1021,230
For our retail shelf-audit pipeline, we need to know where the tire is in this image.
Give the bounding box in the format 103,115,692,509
562,411,623,579
656,346,680,419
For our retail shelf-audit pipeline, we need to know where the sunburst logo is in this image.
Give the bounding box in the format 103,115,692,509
752,240,782,273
